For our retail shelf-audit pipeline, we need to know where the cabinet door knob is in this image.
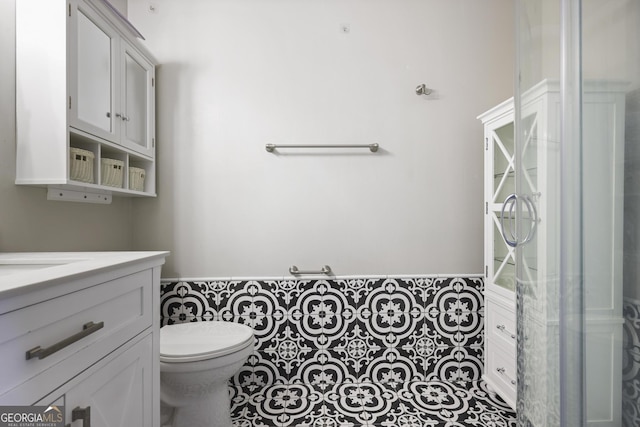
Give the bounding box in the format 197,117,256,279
72,406,91,427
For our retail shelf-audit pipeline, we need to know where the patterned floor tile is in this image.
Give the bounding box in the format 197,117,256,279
230,380,516,427
357,382,398,425
362,347,421,385
287,398,364,427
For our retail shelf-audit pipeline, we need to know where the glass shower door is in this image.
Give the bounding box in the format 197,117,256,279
515,1,561,425
515,0,635,426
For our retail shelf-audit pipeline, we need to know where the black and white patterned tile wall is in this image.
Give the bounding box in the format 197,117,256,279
160,275,520,426
623,297,640,427
160,276,484,386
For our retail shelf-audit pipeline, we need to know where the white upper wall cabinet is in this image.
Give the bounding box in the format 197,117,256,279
70,2,155,158
16,0,157,199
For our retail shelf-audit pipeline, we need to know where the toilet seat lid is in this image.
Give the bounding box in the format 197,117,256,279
160,321,254,363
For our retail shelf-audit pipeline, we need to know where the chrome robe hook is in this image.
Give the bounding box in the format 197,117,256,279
415,84,432,96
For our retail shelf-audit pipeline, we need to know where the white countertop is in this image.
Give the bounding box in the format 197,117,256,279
0,251,169,298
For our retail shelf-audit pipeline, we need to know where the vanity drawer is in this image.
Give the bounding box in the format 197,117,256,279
485,337,517,408
486,298,517,349
0,269,152,398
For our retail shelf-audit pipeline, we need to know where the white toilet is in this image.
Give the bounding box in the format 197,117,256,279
159,321,254,427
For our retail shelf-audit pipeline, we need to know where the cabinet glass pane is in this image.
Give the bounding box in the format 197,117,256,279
493,122,515,204
521,220,537,283
77,10,112,133
520,112,538,196
519,111,539,288
124,52,147,148
493,218,516,292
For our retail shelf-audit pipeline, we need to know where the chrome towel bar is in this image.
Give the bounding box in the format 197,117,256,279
289,265,332,275
266,143,379,153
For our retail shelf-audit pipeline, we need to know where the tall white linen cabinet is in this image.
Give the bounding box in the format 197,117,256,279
479,80,625,425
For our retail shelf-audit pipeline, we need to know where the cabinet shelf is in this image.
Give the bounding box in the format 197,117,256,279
68,130,155,195
493,170,514,179
493,167,537,180
494,258,538,272
70,127,153,161
494,257,515,266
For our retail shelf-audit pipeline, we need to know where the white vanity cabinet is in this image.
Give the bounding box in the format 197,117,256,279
16,0,156,199
40,334,153,427
0,252,167,427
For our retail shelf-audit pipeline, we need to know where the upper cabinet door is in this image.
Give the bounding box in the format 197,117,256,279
120,41,155,158
71,3,118,142
68,0,155,158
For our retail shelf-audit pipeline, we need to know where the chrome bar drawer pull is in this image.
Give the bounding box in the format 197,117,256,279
26,321,104,360
72,406,91,427
496,324,517,340
496,367,516,386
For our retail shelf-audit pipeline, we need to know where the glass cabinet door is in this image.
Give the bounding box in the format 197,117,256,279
490,120,516,294
74,6,117,139
518,106,541,298
120,42,154,158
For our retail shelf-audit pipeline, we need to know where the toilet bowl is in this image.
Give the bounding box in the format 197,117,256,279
160,321,254,427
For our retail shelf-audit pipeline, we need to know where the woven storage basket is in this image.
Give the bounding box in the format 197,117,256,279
100,158,124,188
128,167,146,192
69,147,95,183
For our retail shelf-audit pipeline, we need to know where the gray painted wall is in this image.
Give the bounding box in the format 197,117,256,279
1,0,135,252
129,0,515,278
